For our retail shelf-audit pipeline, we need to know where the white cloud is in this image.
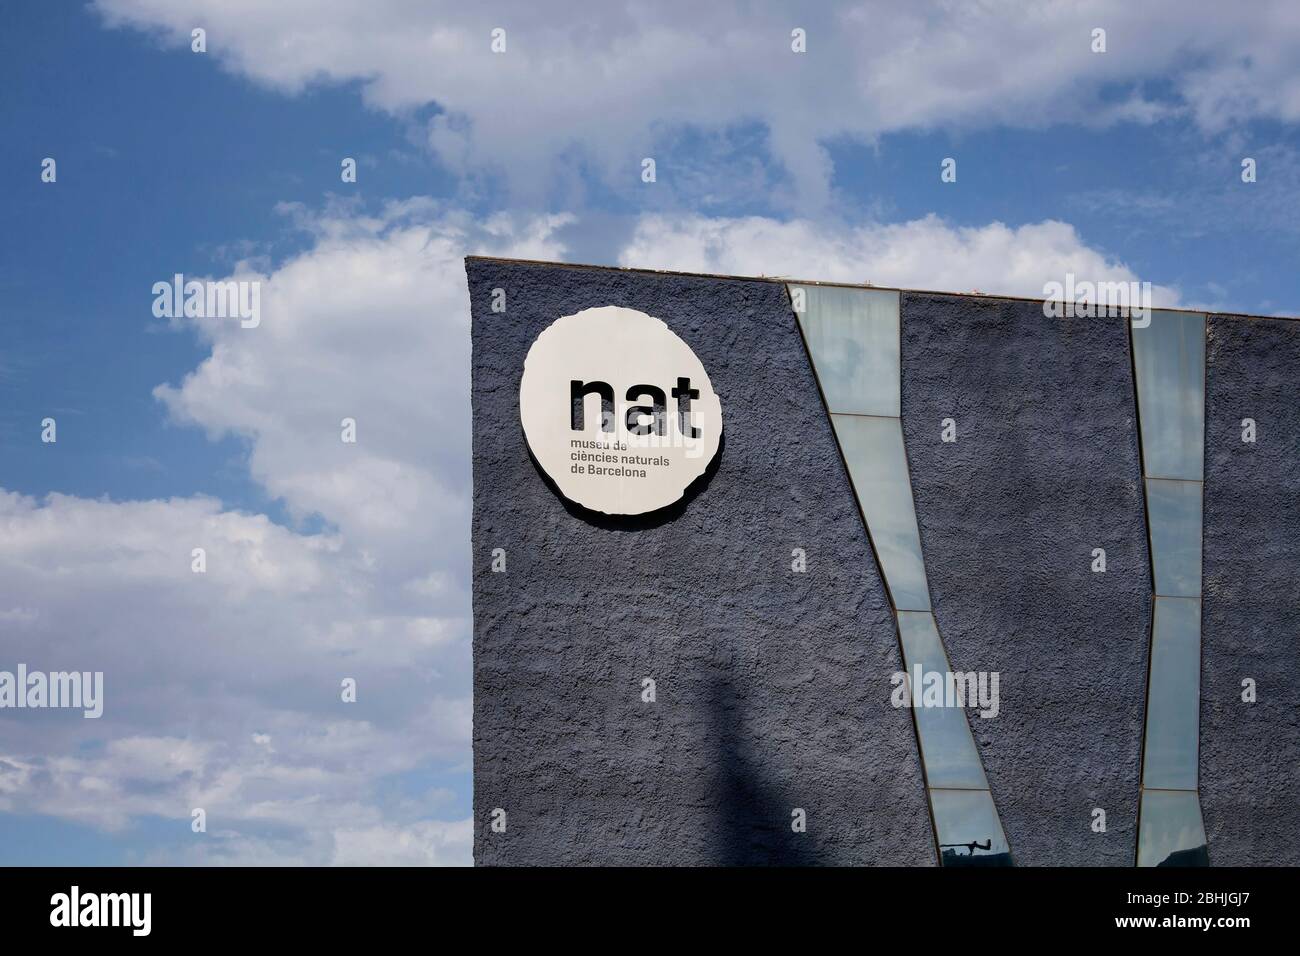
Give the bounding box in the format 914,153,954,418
621,212,1181,305
0,489,473,858
94,0,1300,203
330,819,473,866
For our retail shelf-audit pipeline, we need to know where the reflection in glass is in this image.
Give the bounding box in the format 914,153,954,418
1131,310,1206,481
897,612,988,790
931,789,1013,867
794,290,1010,863
832,414,931,611
1138,790,1209,867
793,285,900,417
1146,478,1203,598
1142,597,1201,791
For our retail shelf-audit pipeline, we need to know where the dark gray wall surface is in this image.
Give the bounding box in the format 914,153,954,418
1202,315,1300,865
468,260,934,865
899,293,1151,865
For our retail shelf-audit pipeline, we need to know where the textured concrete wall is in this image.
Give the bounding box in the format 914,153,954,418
900,293,1151,866
1202,315,1300,865
468,260,933,865
470,264,1297,866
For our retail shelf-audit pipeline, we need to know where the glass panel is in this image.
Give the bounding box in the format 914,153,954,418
1146,478,1203,598
1142,597,1201,791
793,285,900,417
930,789,1012,867
897,611,988,790
1138,790,1209,867
831,414,931,611
1132,310,1205,481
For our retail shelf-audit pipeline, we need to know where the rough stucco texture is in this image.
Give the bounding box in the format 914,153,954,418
1202,315,1300,865
468,260,933,866
900,293,1151,866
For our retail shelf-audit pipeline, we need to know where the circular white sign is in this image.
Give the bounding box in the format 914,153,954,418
519,306,723,516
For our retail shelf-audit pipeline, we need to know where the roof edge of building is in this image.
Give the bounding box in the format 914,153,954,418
463,255,1299,323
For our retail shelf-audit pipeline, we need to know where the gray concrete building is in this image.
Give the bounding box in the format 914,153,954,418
467,256,1299,867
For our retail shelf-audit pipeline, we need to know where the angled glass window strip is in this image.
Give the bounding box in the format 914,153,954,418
1132,309,1208,865
1138,790,1209,867
793,285,901,417
830,414,931,611
1141,597,1202,792
793,286,1008,864
1145,478,1204,598
930,789,1012,867
1131,310,1206,481
897,611,988,790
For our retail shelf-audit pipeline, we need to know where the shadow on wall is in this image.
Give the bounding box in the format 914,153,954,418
708,673,826,866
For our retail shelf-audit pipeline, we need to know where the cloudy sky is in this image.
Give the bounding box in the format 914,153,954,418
2,1,1299,864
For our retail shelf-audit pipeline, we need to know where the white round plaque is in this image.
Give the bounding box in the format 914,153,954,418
519,306,723,516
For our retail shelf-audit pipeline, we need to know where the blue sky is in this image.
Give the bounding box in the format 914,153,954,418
2,3,460,509
2,1,1299,864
